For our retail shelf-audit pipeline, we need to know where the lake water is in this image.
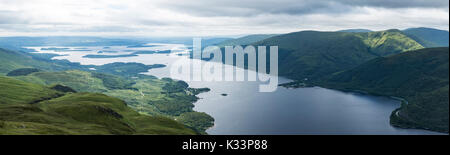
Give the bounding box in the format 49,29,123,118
26,44,443,135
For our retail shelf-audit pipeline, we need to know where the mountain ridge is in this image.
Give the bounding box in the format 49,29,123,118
318,47,449,132
251,29,423,80
403,27,449,47
0,76,197,135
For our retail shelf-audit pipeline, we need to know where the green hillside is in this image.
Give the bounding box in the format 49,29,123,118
0,48,48,74
354,29,424,56
215,34,278,47
0,48,86,75
320,48,449,132
403,27,449,47
0,76,196,135
0,48,214,134
11,70,213,133
338,29,373,33
253,29,423,80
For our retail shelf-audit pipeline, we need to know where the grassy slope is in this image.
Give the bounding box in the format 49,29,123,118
13,70,213,133
1,48,213,134
93,62,165,77
320,48,449,132
354,29,424,56
0,48,86,75
0,48,43,74
337,29,373,33
15,71,185,115
253,29,423,80
0,76,195,135
0,76,62,105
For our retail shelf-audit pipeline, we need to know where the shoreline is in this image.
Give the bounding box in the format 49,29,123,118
280,81,447,134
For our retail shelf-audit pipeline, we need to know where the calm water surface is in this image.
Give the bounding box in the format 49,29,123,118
26,44,444,135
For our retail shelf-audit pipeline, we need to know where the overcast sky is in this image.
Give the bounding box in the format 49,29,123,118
0,0,448,37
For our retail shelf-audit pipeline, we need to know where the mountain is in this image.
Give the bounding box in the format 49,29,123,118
11,69,214,133
253,29,424,80
0,47,214,134
320,48,449,132
403,27,449,47
215,34,279,47
0,76,196,135
338,29,373,33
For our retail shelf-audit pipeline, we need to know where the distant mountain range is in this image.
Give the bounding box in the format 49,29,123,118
214,27,449,132
215,27,448,81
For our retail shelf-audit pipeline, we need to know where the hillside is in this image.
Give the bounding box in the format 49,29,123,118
403,27,449,47
252,29,423,80
0,48,57,74
0,48,214,134
0,48,87,75
338,29,373,33
320,48,449,132
353,29,424,56
9,70,214,133
202,38,233,47
215,34,278,47
0,76,196,135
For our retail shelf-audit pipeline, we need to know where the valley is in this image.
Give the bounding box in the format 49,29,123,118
0,27,448,135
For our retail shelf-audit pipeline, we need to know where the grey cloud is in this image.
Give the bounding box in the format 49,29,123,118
158,0,449,17
0,10,29,24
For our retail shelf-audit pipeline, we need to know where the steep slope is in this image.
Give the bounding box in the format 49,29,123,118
0,76,196,135
0,76,62,105
320,48,449,132
0,48,46,74
354,29,424,56
0,48,85,75
403,27,449,47
253,29,423,80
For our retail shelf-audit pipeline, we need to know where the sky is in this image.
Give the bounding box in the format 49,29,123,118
0,0,448,37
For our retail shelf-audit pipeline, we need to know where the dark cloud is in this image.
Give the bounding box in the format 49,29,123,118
0,0,448,36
